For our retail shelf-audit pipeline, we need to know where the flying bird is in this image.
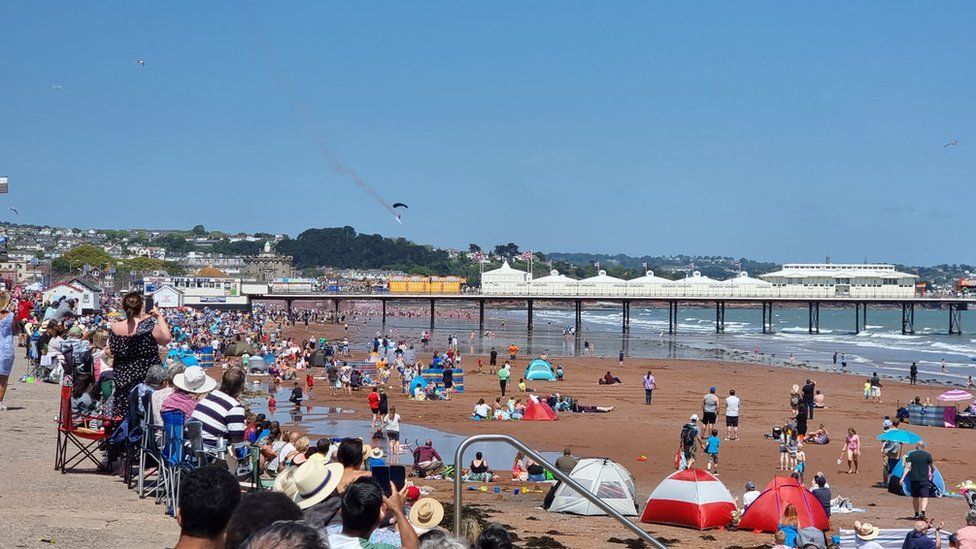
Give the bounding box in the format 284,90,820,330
52,85,63,91
944,139,960,148
8,207,17,215
135,58,145,67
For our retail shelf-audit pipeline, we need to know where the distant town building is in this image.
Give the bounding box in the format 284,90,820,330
243,242,293,282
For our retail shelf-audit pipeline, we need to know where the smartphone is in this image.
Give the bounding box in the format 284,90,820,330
145,296,154,313
372,466,392,496
390,465,406,493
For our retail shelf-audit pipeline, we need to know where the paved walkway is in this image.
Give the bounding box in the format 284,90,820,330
0,355,177,548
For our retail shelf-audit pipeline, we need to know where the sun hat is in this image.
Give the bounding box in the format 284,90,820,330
292,460,344,509
690,414,699,422
409,497,445,530
362,443,372,460
172,366,217,394
273,467,299,500
370,447,384,460
792,384,800,393
68,325,83,337
854,521,880,541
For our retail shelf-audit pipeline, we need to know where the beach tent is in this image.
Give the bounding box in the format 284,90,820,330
409,375,426,397
640,468,736,530
737,477,829,533
549,458,638,516
522,398,558,421
525,359,556,381
887,454,947,496
247,355,268,373
225,340,255,356
309,349,327,368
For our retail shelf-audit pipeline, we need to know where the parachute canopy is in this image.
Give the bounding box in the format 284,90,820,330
392,202,408,209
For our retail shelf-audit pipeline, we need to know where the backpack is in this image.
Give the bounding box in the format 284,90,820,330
681,424,697,447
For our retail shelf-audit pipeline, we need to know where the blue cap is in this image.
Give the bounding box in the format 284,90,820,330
709,386,716,392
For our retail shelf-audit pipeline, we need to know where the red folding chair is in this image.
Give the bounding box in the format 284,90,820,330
54,383,114,474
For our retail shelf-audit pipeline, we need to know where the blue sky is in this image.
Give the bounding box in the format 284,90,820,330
1,2,973,264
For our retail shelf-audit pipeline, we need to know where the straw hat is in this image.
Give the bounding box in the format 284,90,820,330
172,366,217,394
362,444,372,460
292,460,343,509
409,497,444,530
369,447,384,460
854,521,880,541
273,468,299,500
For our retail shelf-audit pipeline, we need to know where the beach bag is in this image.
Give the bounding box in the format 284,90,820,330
681,424,697,448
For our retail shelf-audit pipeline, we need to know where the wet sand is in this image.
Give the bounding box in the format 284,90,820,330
284,322,976,548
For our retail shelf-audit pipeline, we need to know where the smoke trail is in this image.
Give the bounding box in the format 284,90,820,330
243,5,398,219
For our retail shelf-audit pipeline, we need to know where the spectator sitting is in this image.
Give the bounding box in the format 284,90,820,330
806,424,830,445
173,466,241,549
164,365,216,421
811,475,832,517
462,451,493,482
327,477,420,549
152,363,184,426
553,395,571,412
191,366,247,446
413,439,444,478
813,390,826,408
309,438,331,464
555,364,564,380
472,398,491,420
599,371,622,385
366,447,386,470
742,481,761,510
70,372,99,422
224,491,303,549
239,521,328,549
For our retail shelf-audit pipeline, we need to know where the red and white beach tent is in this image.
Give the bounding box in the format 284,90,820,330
640,468,736,530
522,397,558,421
737,476,830,533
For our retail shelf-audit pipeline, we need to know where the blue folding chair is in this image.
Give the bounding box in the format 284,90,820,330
137,392,163,499
159,410,186,515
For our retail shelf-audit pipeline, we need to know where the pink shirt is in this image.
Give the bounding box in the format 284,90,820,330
162,391,199,419
956,525,976,549
846,434,860,452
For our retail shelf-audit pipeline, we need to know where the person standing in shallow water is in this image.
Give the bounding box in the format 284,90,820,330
109,292,171,417
910,362,918,385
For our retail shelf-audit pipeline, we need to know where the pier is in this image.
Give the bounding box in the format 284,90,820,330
252,292,974,336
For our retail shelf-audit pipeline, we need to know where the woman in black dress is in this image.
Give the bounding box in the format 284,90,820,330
109,292,171,417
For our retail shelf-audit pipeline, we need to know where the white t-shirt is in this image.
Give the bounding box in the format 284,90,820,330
384,413,401,432
742,489,760,508
474,404,491,418
328,532,375,549
726,396,740,417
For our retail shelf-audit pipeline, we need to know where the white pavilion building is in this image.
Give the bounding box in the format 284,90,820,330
528,270,579,296
625,270,672,297
760,264,916,298
480,260,529,295
578,270,628,296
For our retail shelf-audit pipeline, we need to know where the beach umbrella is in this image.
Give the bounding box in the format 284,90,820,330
876,429,923,444
938,390,974,402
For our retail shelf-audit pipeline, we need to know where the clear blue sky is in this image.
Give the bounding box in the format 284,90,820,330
2,2,973,264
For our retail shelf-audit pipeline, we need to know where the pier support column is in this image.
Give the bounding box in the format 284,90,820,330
286,299,293,315
854,303,861,334
949,303,963,335
478,299,485,334
429,299,435,332
381,299,387,327
901,302,915,335
808,302,820,334
761,302,774,333
622,301,631,333
333,299,340,322
668,301,678,334
574,300,582,334
527,299,534,332
715,301,725,333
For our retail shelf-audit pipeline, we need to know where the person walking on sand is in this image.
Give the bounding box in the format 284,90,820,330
870,372,883,403
618,350,624,367
489,347,497,374
498,362,510,397
900,441,935,520
910,362,918,385
643,370,656,405
0,291,18,412
842,427,860,474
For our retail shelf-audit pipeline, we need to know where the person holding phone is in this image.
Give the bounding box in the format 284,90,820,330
109,292,171,417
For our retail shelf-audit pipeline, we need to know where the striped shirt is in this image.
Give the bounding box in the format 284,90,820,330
190,389,246,444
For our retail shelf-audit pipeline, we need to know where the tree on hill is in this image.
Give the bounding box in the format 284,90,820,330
52,244,114,275
493,242,520,258
191,224,207,236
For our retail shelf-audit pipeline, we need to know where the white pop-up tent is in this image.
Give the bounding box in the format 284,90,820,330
548,458,638,516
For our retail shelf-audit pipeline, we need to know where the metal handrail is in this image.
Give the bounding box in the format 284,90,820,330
452,434,666,548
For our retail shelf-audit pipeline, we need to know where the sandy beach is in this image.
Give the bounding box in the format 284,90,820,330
284,322,976,548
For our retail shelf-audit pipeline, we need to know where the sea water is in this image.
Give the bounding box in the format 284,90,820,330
354,304,976,386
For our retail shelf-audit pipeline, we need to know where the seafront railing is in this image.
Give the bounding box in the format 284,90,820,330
452,434,667,549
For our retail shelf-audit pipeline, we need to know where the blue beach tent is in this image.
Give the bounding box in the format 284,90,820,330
887,453,947,496
409,375,426,397
525,359,556,381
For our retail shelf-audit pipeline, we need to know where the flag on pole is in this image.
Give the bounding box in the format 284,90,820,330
0,176,7,193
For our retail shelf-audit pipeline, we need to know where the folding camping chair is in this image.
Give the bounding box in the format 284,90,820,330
159,410,188,514
54,383,113,474
136,392,163,499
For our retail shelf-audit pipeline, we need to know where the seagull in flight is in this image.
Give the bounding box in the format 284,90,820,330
52,85,63,91
135,58,145,67
944,139,961,148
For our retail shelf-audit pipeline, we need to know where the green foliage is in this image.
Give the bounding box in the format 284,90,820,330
211,239,263,256
52,244,114,274
156,233,194,254
118,257,185,276
545,252,780,279
191,224,207,236
493,242,520,258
